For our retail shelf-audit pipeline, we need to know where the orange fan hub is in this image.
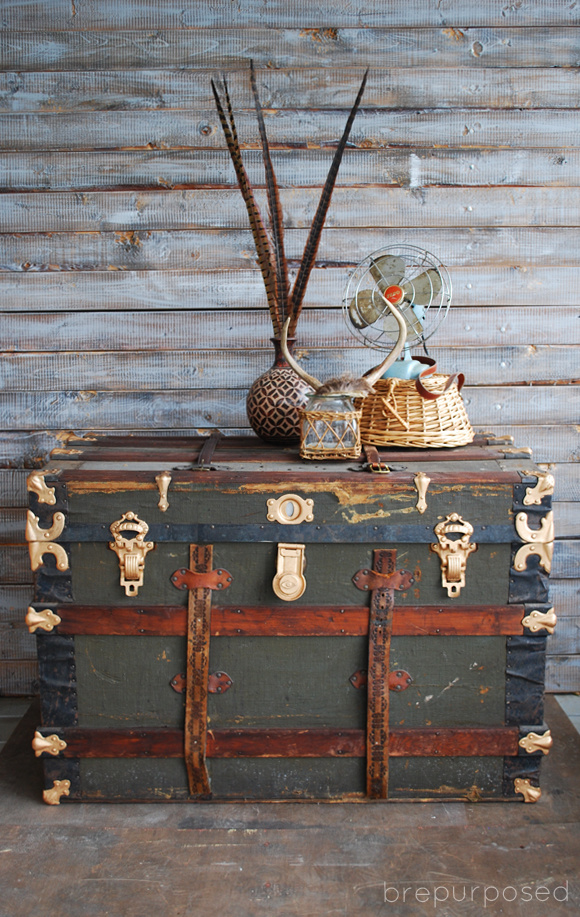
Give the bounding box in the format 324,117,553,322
383,284,405,306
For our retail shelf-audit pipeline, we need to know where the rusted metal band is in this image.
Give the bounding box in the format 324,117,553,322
184,544,213,798
366,548,397,799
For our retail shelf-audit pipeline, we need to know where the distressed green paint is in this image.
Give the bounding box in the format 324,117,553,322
78,756,504,800
389,637,506,727
66,482,513,528
70,540,511,607
75,635,186,727
389,756,505,798
207,636,368,729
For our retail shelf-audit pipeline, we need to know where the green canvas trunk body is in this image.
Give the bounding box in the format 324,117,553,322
27,435,554,804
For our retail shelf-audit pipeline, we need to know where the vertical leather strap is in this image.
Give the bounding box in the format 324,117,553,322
366,548,396,799
184,544,213,797
196,431,222,467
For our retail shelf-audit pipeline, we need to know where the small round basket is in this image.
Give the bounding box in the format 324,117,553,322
359,374,474,449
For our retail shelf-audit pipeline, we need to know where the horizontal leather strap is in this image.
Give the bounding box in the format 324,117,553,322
352,568,415,592
171,567,233,591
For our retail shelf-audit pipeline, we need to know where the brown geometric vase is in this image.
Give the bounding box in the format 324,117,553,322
246,338,314,444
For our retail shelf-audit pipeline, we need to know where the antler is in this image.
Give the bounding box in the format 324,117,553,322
280,318,321,391
363,293,408,388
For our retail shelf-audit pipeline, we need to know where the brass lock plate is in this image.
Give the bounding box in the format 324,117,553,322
109,512,155,596
272,543,306,602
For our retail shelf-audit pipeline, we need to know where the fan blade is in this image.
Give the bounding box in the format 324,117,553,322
369,255,405,292
402,268,442,306
348,289,384,329
381,303,424,338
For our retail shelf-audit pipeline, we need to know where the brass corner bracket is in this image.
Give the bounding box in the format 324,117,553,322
519,729,553,756
32,731,67,757
27,471,56,505
25,510,68,572
43,779,71,805
109,512,155,596
514,777,542,803
521,608,557,635
431,513,477,598
513,511,554,574
25,607,61,634
522,470,555,506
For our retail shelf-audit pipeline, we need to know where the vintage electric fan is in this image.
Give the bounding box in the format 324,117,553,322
343,243,473,448
344,243,452,378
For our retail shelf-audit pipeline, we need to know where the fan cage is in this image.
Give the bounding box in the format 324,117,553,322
343,244,452,353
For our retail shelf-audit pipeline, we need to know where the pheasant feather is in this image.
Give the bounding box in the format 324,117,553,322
211,77,281,336
288,69,369,336
249,60,290,324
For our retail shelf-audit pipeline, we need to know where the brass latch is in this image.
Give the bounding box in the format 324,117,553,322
431,513,477,598
109,512,155,596
272,543,306,602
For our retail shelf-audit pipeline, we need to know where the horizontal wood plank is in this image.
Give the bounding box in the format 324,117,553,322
1,228,578,273
3,149,579,192
46,603,526,637
546,655,580,692
0,659,37,695
2,28,579,72
2,108,580,152
0,384,576,429
2,1,577,29
3,68,580,113
0,345,578,391
49,725,519,758
3,186,580,232
3,308,579,351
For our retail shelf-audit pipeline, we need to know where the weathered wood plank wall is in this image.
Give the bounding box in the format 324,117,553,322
0,1,578,693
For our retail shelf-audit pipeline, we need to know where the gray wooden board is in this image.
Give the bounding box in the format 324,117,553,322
1,228,577,272
3,68,580,113
2,267,580,308
3,187,580,232
3,307,580,350
69,541,512,607
2,1,577,28
3,149,579,191
2,28,579,71
2,109,580,152
0,659,37,695
546,655,580,692
0,385,576,429
1,347,577,391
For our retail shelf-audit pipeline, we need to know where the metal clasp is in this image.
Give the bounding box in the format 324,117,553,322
272,543,306,602
431,513,477,598
109,512,155,596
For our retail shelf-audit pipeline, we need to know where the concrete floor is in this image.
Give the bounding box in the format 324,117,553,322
0,695,578,917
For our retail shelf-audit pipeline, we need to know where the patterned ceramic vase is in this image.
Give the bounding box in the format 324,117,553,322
246,338,314,444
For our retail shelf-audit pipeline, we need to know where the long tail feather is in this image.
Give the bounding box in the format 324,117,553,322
288,69,368,336
211,77,281,336
249,61,290,325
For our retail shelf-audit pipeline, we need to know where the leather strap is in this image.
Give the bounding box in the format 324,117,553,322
412,356,465,401
171,567,232,592
183,544,213,798
366,548,397,799
196,431,222,467
353,567,415,593
363,444,390,474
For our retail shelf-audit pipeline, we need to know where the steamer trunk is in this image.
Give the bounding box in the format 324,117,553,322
27,434,554,804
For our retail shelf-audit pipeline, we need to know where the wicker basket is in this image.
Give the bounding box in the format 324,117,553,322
359,372,474,449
